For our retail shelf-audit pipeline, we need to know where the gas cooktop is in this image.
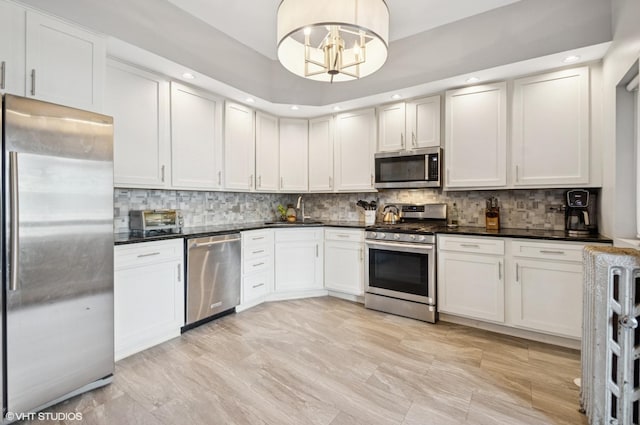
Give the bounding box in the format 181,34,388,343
366,222,447,235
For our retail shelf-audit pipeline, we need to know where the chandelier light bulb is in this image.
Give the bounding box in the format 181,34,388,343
277,0,389,82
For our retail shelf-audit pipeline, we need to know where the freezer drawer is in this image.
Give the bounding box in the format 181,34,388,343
186,234,241,326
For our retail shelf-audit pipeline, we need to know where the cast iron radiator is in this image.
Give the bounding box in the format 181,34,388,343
582,246,640,425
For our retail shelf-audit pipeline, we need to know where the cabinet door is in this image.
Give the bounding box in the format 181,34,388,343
512,67,590,186
170,83,223,190
324,240,364,295
114,240,184,361
279,118,308,192
0,0,25,95
377,102,406,152
224,102,255,191
25,11,105,111
255,112,280,192
407,95,441,148
510,259,583,338
105,60,170,188
308,116,334,192
275,230,323,292
438,251,504,322
445,82,507,188
335,109,376,191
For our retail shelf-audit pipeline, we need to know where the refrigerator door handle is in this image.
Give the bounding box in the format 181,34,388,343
9,151,19,291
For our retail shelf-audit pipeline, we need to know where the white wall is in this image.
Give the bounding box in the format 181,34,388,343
600,0,640,242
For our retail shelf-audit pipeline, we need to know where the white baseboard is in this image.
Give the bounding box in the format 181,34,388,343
327,291,364,304
439,313,581,350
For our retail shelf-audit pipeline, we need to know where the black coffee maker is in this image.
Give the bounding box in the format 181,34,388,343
565,189,598,236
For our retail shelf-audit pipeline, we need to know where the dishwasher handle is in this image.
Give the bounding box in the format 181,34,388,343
191,237,240,249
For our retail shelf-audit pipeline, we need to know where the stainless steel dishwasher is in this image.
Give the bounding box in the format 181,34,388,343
185,233,241,328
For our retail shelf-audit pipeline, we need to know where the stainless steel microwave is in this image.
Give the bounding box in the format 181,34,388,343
374,147,442,189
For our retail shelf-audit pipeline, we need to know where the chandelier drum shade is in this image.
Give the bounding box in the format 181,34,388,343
277,0,389,82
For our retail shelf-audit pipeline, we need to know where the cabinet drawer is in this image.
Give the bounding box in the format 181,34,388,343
244,243,273,262
325,228,364,242
275,228,323,242
511,240,587,262
242,229,274,248
244,257,271,274
438,235,504,255
115,239,184,269
243,272,269,302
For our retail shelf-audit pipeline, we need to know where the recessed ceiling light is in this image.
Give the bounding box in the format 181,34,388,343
182,72,195,80
563,55,581,63
291,105,299,111
466,77,480,83
246,97,255,103
391,94,402,100
333,106,341,111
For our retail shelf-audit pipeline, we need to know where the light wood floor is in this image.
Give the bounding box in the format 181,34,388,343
35,297,586,425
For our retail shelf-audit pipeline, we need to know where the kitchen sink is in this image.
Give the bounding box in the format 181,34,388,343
264,220,323,226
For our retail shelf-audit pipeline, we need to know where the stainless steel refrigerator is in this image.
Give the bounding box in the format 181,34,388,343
1,94,114,417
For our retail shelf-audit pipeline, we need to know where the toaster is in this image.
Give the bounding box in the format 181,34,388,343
129,209,183,235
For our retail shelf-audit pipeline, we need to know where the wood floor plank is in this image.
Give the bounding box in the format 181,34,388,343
33,296,585,425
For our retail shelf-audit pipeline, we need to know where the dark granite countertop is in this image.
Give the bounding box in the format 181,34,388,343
114,221,612,245
114,220,367,245
437,226,612,244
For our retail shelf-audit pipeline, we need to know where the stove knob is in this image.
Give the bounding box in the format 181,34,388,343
370,232,377,238
410,234,416,241
394,234,401,240
418,235,426,242
379,233,386,239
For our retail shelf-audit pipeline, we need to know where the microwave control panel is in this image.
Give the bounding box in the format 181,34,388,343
427,154,439,181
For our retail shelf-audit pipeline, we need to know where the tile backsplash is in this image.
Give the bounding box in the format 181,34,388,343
114,188,570,233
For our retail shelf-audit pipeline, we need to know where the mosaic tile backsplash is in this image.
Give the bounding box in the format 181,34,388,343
114,188,570,233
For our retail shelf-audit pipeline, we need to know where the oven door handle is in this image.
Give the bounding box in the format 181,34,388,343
366,240,434,251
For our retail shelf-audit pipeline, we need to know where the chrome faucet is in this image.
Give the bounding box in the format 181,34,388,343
296,195,305,222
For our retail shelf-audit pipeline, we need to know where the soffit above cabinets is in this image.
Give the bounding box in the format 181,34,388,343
14,0,613,111
164,0,522,60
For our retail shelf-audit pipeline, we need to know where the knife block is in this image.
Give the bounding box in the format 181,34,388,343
485,207,500,231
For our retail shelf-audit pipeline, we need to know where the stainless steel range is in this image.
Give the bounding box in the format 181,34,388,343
365,203,447,323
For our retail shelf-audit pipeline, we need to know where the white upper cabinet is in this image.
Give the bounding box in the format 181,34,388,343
407,95,441,148
334,109,376,191
279,118,308,192
377,102,406,152
224,102,255,191
377,96,441,153
170,83,223,190
0,0,26,95
25,10,105,112
255,112,280,192
512,67,590,186
105,60,170,189
445,82,507,189
308,116,334,192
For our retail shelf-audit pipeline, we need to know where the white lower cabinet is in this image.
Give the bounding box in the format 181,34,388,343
274,228,324,294
114,239,184,360
437,236,505,323
438,235,610,340
324,228,364,296
241,229,274,308
507,240,589,338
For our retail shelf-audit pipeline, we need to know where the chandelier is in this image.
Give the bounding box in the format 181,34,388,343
277,0,389,83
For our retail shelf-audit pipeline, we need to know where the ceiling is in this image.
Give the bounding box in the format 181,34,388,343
15,0,613,114
165,0,522,60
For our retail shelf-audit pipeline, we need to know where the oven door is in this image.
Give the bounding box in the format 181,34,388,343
365,240,435,305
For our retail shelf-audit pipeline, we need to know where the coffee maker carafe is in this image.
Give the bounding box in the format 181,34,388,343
565,189,598,236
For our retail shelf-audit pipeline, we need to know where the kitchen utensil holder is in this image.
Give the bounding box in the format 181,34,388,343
364,210,376,225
